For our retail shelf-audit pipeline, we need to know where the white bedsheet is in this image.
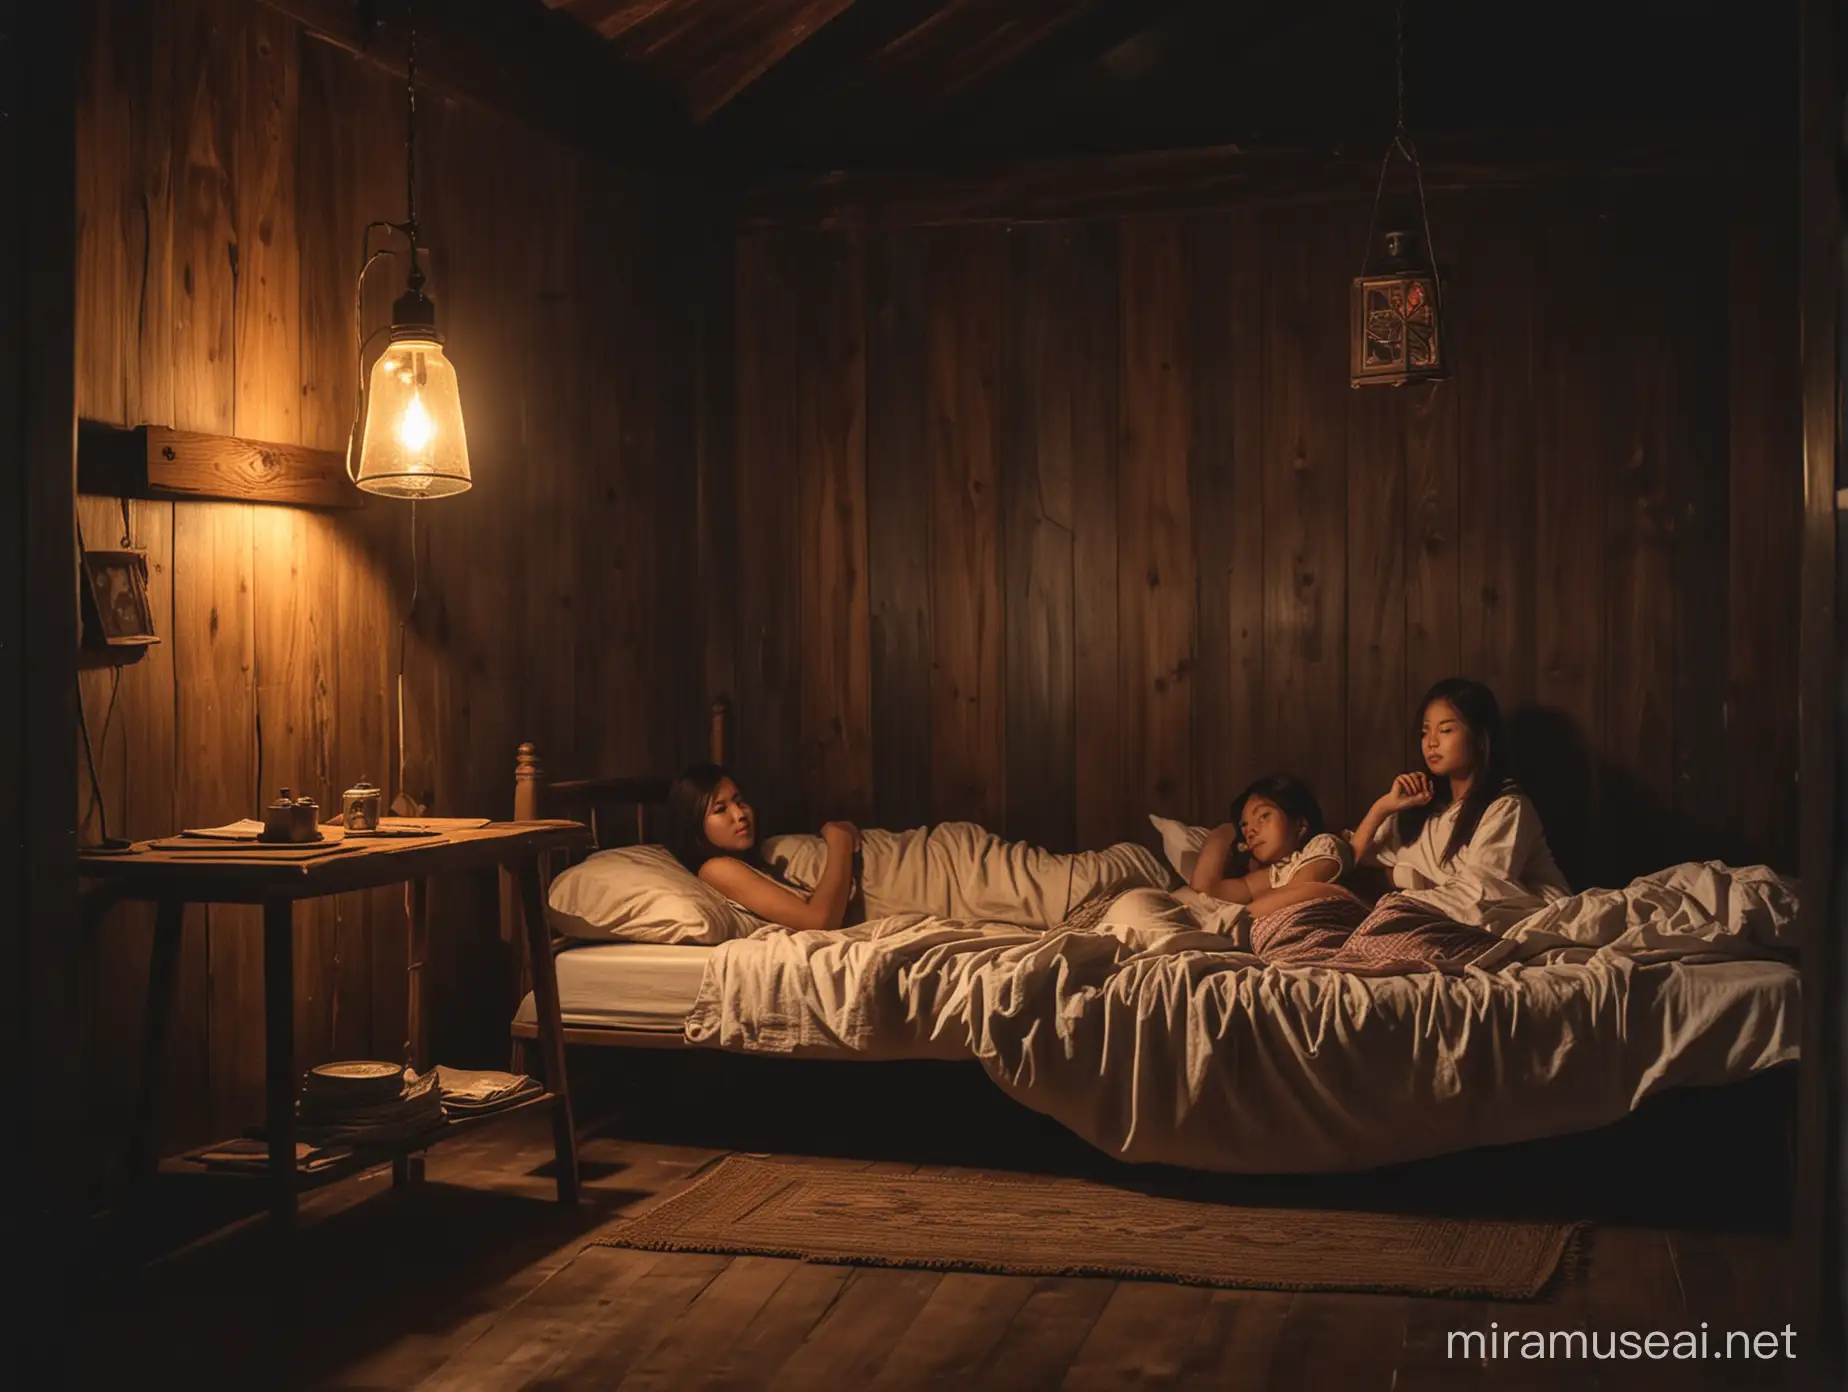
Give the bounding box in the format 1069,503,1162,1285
681,861,1802,1173
514,942,710,1032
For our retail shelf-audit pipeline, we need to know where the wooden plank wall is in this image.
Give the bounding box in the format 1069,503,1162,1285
726,175,1802,887
74,0,705,1189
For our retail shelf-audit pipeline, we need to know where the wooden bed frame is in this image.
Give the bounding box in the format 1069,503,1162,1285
502,697,733,1056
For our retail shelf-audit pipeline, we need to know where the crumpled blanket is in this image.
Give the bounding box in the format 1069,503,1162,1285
683,861,1800,1173
761,821,1171,928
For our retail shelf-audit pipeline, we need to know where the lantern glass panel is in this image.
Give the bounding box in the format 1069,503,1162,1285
1350,271,1446,387
355,335,473,498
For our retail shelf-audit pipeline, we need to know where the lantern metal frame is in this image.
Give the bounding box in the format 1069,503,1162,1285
1350,1,1449,389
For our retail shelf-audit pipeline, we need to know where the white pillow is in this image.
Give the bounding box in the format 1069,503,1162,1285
545,844,758,944
759,832,824,890
1148,813,1212,880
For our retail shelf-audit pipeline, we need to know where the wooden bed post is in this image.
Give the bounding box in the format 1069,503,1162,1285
513,741,543,823
503,708,731,1071
502,742,542,948
504,743,544,1059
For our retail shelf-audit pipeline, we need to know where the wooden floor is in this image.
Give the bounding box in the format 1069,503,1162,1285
74,1062,1801,1390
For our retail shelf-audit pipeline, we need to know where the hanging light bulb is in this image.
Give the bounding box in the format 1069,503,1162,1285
355,287,471,498
350,0,472,499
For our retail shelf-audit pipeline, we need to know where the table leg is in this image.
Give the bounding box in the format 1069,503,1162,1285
394,877,432,1193
517,859,578,1205
123,898,185,1221
405,876,429,1070
263,900,298,1230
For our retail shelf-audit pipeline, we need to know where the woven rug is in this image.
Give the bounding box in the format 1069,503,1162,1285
593,1156,1582,1299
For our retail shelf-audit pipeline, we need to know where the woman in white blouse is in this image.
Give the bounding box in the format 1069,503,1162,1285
1348,678,1571,913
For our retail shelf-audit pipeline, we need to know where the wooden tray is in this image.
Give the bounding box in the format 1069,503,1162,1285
142,837,362,858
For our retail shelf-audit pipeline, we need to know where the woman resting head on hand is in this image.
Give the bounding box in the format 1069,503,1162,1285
1189,775,1354,915
1347,677,1570,902
665,763,861,932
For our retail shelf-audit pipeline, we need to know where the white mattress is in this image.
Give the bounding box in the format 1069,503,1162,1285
513,941,710,1033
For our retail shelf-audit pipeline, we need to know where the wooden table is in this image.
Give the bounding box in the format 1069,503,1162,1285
79,818,592,1231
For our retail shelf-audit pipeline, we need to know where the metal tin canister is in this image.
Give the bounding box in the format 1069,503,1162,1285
342,780,382,832
262,789,321,843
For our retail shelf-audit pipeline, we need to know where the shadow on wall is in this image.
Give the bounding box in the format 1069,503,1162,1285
1505,705,1761,892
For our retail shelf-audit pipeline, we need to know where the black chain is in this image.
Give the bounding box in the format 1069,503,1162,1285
1359,0,1441,302
405,0,423,293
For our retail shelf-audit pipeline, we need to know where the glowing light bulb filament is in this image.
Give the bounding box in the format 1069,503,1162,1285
397,392,434,456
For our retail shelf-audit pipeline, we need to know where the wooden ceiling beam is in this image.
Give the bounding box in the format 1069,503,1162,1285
608,0,742,61
693,0,951,149
545,0,680,42
779,0,1348,175
681,0,865,123
848,0,1113,109
740,120,1767,228
704,0,1215,172
260,0,691,164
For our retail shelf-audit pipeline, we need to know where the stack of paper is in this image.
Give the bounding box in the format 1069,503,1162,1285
435,1066,544,1118
191,1139,354,1174
177,818,268,841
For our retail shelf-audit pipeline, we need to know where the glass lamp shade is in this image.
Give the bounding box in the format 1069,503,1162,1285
354,335,472,498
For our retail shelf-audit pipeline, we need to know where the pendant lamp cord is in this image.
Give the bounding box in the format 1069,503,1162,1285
339,1,427,815
394,0,422,817
345,0,424,484
403,0,423,294
1359,0,1442,311
395,499,420,815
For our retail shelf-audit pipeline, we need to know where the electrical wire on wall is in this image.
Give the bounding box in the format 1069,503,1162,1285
74,500,132,851
349,232,427,818
344,0,461,820
76,666,125,848
396,498,422,816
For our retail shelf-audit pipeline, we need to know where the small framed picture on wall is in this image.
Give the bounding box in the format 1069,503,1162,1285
80,547,159,649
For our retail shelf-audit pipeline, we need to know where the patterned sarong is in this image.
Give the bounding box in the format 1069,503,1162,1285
1250,891,1500,972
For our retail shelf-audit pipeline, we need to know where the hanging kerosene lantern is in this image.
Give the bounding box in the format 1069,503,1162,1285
1350,1,1448,389
1351,223,1446,387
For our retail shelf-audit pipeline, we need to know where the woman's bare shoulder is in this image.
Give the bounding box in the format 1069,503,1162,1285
698,856,747,889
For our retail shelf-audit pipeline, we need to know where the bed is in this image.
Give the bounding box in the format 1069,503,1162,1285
503,699,1803,1175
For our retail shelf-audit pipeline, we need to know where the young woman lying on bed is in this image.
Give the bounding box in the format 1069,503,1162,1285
664,766,862,932
1184,775,1357,917
665,766,1167,933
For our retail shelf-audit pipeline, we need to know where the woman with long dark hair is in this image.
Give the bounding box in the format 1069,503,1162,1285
665,763,861,933
1348,677,1570,903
